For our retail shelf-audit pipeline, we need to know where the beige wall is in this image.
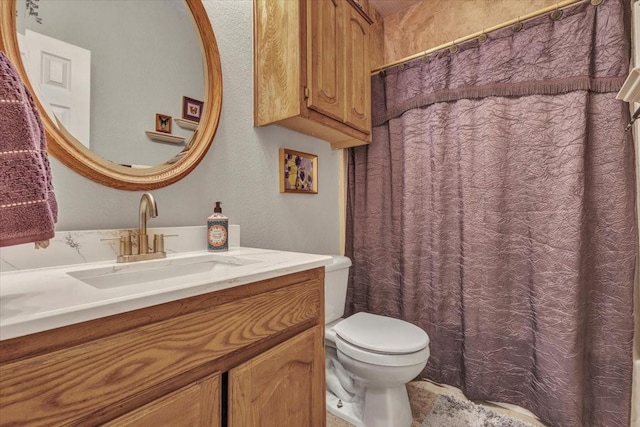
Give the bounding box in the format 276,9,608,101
381,0,556,65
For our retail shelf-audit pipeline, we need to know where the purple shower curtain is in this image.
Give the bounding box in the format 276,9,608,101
345,1,636,426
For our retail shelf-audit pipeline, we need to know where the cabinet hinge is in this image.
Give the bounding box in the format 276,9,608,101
304,86,310,100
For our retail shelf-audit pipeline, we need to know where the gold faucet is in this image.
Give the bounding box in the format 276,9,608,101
138,192,157,254
116,193,166,263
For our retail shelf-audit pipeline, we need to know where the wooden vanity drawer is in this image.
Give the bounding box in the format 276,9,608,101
0,268,324,426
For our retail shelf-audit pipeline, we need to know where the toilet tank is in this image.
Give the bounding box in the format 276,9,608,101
324,255,352,324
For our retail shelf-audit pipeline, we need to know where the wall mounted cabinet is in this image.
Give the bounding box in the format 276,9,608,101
254,0,373,149
0,268,325,426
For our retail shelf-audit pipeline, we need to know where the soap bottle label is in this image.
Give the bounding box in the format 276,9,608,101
207,219,228,251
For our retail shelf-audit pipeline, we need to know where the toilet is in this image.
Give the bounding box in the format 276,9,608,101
324,256,430,427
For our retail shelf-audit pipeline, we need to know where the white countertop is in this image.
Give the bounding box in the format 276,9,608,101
0,247,332,341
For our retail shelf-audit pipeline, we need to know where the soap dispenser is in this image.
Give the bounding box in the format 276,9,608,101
207,202,228,251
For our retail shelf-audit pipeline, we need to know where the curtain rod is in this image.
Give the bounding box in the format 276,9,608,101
371,0,596,74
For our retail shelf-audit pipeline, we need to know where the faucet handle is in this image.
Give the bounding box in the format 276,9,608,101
100,236,132,256
153,234,165,253
122,235,133,255
156,234,179,253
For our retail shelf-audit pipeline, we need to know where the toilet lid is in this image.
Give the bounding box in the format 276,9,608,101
333,312,429,354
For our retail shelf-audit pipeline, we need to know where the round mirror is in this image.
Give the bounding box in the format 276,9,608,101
0,0,222,190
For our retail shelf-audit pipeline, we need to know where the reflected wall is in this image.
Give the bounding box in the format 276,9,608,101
16,0,203,167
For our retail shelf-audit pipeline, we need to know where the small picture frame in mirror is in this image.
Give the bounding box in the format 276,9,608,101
182,96,204,122
279,148,318,194
155,113,172,134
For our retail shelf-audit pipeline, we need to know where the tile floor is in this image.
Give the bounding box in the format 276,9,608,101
326,379,547,427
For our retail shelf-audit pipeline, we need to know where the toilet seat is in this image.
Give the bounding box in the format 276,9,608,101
333,312,430,367
336,335,430,367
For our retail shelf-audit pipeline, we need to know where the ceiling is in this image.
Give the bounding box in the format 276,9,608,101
368,0,423,17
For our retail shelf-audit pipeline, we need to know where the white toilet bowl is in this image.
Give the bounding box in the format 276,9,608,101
325,312,430,427
324,256,430,427
324,256,429,427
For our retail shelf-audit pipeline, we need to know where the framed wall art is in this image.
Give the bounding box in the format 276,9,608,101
155,113,172,133
182,96,204,122
279,148,318,194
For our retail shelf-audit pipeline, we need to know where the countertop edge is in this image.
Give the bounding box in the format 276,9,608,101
0,248,333,341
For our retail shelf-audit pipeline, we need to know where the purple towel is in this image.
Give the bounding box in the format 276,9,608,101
0,51,57,247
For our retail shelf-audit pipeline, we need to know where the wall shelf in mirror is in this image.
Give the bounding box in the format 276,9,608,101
174,118,199,131
145,131,186,144
0,0,222,190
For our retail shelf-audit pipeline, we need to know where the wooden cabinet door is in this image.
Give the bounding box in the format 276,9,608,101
344,4,371,135
253,0,301,127
105,373,221,427
306,0,345,123
228,326,325,427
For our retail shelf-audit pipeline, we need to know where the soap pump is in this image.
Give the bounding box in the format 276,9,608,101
207,201,228,251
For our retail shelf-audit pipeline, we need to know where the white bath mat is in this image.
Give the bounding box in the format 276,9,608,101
420,394,539,427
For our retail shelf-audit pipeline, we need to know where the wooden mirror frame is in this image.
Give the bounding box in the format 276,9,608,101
0,0,222,190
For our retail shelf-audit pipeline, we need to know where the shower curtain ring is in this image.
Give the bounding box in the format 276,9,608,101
478,30,487,43
590,0,602,5
550,5,563,21
512,17,523,32
449,41,458,54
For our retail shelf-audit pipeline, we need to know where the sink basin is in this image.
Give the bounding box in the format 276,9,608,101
67,254,261,289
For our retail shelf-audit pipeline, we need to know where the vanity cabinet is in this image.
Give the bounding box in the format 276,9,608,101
229,327,324,426
105,373,221,427
254,0,373,149
0,268,325,426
